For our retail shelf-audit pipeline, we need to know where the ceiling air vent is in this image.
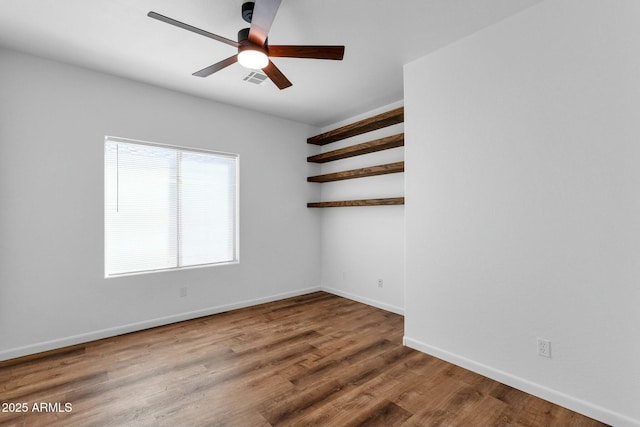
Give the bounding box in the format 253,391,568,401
243,70,268,85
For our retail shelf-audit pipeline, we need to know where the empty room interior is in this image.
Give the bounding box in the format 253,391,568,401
1,0,639,426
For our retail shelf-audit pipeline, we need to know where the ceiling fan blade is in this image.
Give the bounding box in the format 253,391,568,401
248,0,281,46
268,45,345,60
262,60,292,90
148,11,239,48
193,55,238,77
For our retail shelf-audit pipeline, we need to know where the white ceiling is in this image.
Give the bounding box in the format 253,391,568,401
0,0,541,126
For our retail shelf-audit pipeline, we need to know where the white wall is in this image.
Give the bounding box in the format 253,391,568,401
404,1,640,426
0,47,321,360
314,102,405,314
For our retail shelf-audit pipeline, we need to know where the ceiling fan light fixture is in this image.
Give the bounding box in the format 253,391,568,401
238,48,269,69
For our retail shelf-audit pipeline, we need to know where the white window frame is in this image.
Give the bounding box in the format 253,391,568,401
104,136,239,278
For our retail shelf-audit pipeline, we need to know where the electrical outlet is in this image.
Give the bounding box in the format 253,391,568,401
180,287,188,298
378,279,383,288
537,338,551,358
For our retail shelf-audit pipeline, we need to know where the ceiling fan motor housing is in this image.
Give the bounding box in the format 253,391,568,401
237,27,250,43
237,27,267,48
242,2,254,23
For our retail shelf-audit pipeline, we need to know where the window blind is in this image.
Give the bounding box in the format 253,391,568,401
105,137,238,277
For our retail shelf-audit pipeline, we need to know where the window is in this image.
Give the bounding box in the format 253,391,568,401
104,137,238,277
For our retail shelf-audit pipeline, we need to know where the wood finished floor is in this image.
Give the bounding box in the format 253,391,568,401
0,292,607,427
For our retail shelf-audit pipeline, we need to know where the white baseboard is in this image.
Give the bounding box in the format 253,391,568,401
403,336,640,427
321,286,404,315
0,286,321,362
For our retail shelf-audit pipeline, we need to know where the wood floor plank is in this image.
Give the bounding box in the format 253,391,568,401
258,379,344,426
353,400,413,427
0,292,608,427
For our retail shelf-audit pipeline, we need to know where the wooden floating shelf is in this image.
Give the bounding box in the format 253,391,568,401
307,107,404,146
307,133,404,163
307,161,404,183
307,197,405,208
305,106,405,209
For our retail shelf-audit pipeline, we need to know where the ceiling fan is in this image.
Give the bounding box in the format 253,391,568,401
148,0,345,90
